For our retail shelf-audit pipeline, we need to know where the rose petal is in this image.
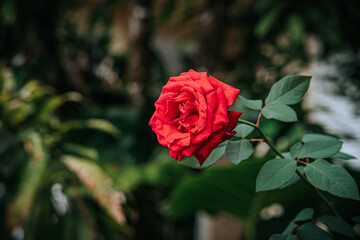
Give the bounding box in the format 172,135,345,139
208,76,240,107
227,111,242,132
212,88,230,132
163,124,190,144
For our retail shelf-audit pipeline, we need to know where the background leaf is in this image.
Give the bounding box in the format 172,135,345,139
6,132,47,228
265,75,311,105
255,4,285,38
62,143,99,161
262,103,298,122
59,119,121,138
304,159,360,200
256,158,297,191
225,140,254,165
62,155,126,224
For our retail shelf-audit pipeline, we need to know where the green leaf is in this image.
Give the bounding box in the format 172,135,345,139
240,96,262,110
318,215,355,236
297,222,332,240
262,103,298,122
62,143,99,161
332,152,356,160
62,155,126,224
280,166,304,189
0,67,16,102
179,142,227,169
302,133,337,142
290,142,302,158
256,159,297,191
276,152,292,159
296,140,342,159
32,95,66,122
6,158,47,228
6,131,47,228
265,75,311,105
3,102,34,126
283,208,314,234
234,124,254,138
287,15,304,43
226,140,254,165
269,234,299,240
59,119,121,138
255,5,285,38
304,159,360,200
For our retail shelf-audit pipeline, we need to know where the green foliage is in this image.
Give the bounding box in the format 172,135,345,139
59,119,121,138
293,140,343,159
167,160,313,221
304,159,360,200
290,142,303,158
262,102,298,122
255,3,286,38
302,134,337,142
297,222,332,240
282,208,314,235
271,208,357,239
240,96,263,110
6,132,47,228
269,234,299,240
287,15,305,43
179,142,227,169
0,67,129,238
332,152,356,160
62,155,126,224
256,159,297,191
264,76,311,106
318,215,355,236
234,124,255,138
226,140,254,165
261,76,311,123
178,73,360,239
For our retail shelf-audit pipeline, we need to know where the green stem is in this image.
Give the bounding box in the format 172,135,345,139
238,119,284,158
238,118,343,220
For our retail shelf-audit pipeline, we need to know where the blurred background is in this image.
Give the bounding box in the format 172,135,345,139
0,0,360,239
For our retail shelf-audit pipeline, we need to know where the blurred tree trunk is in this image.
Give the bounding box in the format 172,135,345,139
195,0,230,72
127,0,153,108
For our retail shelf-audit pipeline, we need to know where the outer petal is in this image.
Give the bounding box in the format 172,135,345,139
208,76,240,107
212,88,230,132
227,111,242,132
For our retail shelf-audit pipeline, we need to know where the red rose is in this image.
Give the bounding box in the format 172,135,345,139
149,69,242,166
